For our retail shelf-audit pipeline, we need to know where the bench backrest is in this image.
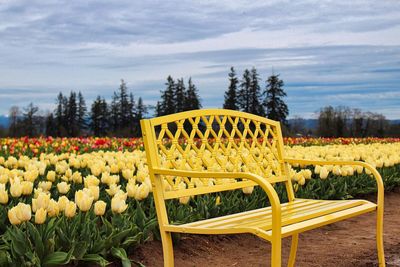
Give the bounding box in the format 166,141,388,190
141,109,291,201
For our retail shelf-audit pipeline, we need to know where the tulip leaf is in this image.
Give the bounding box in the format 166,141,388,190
72,241,89,260
7,226,27,257
121,232,143,247
27,222,45,260
0,250,10,266
111,247,131,267
82,254,110,267
42,250,73,267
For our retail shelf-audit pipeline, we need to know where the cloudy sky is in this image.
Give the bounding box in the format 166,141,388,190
0,0,399,119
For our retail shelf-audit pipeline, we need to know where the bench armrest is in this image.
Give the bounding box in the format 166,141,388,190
152,168,282,234
283,157,384,208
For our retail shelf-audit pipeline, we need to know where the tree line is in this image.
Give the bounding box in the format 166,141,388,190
1,66,397,138
7,79,148,137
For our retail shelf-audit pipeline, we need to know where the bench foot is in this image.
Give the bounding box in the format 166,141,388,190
161,231,174,267
377,210,385,267
288,234,298,267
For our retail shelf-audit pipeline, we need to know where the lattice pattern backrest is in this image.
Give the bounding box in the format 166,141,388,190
146,110,286,196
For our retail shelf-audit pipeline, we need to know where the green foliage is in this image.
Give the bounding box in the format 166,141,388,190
0,165,398,265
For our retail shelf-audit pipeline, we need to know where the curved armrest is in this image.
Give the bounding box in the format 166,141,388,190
153,168,282,235
284,158,384,209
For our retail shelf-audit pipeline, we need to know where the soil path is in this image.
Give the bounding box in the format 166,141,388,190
132,190,400,267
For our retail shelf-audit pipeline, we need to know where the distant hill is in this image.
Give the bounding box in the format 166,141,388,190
288,118,400,129
288,119,318,129
0,116,9,128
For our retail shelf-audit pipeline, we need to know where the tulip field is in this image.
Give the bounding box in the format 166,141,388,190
0,137,399,266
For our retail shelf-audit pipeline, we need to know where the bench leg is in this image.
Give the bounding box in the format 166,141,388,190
377,211,385,267
288,234,299,267
271,238,282,267
161,230,174,267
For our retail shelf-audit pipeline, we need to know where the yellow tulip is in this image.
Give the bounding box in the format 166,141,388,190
135,183,150,200
215,196,221,206
15,203,31,222
111,195,128,214
64,201,77,218
94,200,106,216
126,181,138,198
136,170,147,183
87,186,99,201
65,169,72,179
179,196,190,204
242,186,254,195
90,165,102,177
32,192,50,212
319,167,329,180
302,169,312,179
57,182,70,194
314,165,321,174
10,181,22,198
47,199,60,217
110,164,119,174
106,184,121,197
0,174,8,184
298,176,306,186
8,207,22,225
75,190,94,212
35,207,47,224
21,181,34,195
0,184,9,204
84,175,100,188
24,170,39,182
72,171,82,184
122,169,133,180
38,181,52,192
58,196,69,211
355,165,363,174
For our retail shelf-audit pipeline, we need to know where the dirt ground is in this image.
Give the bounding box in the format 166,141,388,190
132,189,400,267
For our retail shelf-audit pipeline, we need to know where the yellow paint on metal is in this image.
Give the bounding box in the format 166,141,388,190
141,109,385,267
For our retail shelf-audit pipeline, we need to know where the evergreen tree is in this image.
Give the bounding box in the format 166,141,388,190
55,92,67,136
133,97,147,136
184,77,201,111
238,69,252,113
175,78,186,113
22,102,39,137
128,92,136,130
67,91,78,136
136,97,147,121
45,113,57,137
223,67,239,110
77,91,87,134
90,96,109,136
118,79,130,128
109,92,120,132
62,94,69,132
157,76,176,116
249,67,264,116
155,101,162,117
264,74,288,125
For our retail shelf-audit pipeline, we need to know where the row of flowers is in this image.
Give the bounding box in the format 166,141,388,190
1,136,399,157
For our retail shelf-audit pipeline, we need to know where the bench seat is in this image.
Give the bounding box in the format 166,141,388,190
165,198,376,239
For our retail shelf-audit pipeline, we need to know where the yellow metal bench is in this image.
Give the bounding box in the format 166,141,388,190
140,109,385,267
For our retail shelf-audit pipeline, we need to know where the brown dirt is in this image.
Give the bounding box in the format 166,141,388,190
131,190,400,267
